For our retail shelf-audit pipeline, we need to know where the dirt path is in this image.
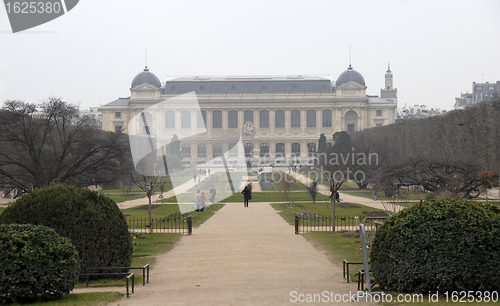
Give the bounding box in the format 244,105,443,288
76,202,369,305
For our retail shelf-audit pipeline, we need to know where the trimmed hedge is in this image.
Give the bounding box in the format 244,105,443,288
0,224,80,304
0,184,132,273
371,199,500,293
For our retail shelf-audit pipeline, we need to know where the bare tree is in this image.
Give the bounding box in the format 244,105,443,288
131,174,168,233
0,98,130,197
323,167,347,231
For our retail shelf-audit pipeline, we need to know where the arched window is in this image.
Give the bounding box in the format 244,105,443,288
213,143,222,158
345,110,358,133
259,110,269,128
197,143,206,158
165,111,175,129
260,143,269,158
212,110,222,128
291,109,300,128
244,110,253,124
291,143,301,156
307,109,316,127
275,110,285,128
197,110,206,129
181,110,191,128
244,143,254,157
322,109,332,127
228,110,238,128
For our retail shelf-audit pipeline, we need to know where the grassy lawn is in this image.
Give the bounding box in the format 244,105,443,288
161,190,330,203
76,233,183,288
123,204,224,229
9,292,124,306
271,201,387,225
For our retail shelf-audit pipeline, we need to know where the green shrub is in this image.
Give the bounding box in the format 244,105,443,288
0,224,80,304
371,199,500,293
0,184,132,273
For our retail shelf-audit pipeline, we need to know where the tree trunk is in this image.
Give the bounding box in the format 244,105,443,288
148,194,153,234
332,197,336,232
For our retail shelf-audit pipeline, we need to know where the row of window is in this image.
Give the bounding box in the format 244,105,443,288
160,109,335,129
181,142,316,158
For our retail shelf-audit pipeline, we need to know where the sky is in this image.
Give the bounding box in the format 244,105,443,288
1,0,499,111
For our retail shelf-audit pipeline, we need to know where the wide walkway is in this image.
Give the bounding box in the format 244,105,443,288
94,202,368,305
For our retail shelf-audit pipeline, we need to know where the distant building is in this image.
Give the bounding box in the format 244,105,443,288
79,106,102,128
397,104,446,122
455,81,499,109
100,65,397,166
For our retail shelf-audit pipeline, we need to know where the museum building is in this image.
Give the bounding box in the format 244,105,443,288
100,65,397,166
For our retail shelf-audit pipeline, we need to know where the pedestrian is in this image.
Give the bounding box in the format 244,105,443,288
201,191,206,212
209,186,216,204
242,185,251,207
335,191,340,202
208,169,211,175
194,190,202,211
373,190,378,201
193,174,196,183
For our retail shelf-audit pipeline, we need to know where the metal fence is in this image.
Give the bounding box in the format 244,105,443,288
127,216,192,235
294,214,388,234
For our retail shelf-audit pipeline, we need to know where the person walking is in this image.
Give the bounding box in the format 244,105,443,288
242,185,251,207
373,190,378,201
194,190,202,211
200,191,207,212
209,186,216,204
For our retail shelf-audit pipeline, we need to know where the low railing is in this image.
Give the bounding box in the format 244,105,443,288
294,214,389,234
127,217,192,235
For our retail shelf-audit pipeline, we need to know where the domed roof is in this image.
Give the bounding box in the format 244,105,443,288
335,65,365,86
131,67,161,88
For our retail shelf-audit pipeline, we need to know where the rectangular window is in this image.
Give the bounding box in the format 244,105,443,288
165,111,175,128
275,110,285,128
259,110,269,128
275,143,285,156
228,110,238,128
213,143,222,158
197,144,206,158
376,123,382,127
244,110,253,124
291,109,300,128
376,110,383,116
213,110,222,128
307,109,316,127
114,125,122,133
181,143,191,158
244,143,253,157
322,109,332,127
115,112,121,119
260,143,269,158
347,124,354,133
291,143,300,156
181,110,191,128
197,110,207,129
229,143,238,158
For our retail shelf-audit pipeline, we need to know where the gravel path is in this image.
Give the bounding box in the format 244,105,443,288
76,202,369,305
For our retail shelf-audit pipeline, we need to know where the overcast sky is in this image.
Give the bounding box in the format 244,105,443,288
1,0,499,111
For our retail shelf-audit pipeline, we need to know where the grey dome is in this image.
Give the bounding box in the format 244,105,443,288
335,65,365,86
131,67,161,88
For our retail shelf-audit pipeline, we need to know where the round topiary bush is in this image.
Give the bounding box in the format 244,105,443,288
0,224,80,304
0,184,132,273
371,199,500,293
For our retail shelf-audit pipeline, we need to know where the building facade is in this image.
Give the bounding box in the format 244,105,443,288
454,81,500,109
101,65,397,166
